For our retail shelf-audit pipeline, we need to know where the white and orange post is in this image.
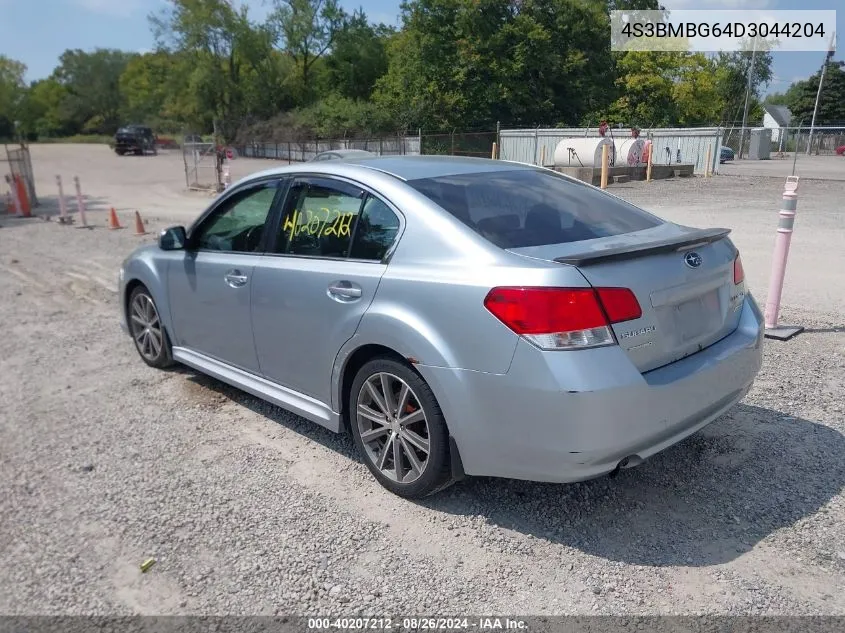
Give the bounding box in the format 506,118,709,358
73,176,88,228
56,175,70,223
763,176,804,340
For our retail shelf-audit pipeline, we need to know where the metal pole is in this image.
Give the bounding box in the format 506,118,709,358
807,43,835,156
705,145,712,177
56,175,69,224
73,176,88,228
496,121,501,158
646,140,654,182
600,144,609,189
763,176,804,340
738,39,757,160
791,127,800,176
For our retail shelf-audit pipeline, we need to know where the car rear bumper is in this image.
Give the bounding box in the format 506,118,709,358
416,294,764,483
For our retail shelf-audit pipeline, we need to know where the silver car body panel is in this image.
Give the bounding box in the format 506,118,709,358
119,156,765,483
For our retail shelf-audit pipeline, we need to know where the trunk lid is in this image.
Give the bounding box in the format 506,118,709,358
510,223,746,373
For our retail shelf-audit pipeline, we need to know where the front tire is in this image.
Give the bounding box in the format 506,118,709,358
128,286,174,369
349,358,452,498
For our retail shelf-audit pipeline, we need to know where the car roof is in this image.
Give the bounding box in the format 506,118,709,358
319,149,373,156
260,155,537,182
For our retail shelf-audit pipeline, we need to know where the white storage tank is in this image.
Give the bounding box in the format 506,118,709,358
553,137,616,168
612,138,647,166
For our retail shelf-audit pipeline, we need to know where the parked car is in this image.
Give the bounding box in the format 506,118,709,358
119,156,764,498
720,146,735,163
835,144,845,156
114,125,157,156
311,149,375,161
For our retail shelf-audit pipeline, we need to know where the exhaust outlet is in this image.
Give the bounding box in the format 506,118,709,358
608,455,643,479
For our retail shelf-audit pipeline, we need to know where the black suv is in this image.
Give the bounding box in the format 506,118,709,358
114,125,157,156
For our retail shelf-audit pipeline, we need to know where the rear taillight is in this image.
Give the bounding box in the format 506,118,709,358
733,253,745,285
483,287,641,350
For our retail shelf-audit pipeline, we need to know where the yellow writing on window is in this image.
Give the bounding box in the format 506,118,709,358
283,207,356,242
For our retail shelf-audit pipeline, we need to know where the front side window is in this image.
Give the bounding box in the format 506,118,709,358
406,169,662,249
192,181,279,253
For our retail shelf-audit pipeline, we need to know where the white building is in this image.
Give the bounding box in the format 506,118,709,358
762,105,792,146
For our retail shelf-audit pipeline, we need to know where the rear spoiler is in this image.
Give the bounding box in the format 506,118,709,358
554,227,732,267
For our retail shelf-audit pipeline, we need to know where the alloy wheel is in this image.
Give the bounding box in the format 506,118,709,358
129,293,163,362
356,372,431,484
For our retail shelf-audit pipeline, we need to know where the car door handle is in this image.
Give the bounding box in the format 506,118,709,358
327,281,362,299
224,269,248,288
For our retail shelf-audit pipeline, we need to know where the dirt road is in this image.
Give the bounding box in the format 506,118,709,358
1,145,843,616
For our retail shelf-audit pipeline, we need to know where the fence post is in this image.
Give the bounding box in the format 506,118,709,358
600,144,609,190
705,144,712,177
496,121,501,158
450,129,455,156
56,175,70,224
534,126,539,165
491,142,497,160
646,140,654,182
540,145,546,167
73,176,88,228
763,176,804,340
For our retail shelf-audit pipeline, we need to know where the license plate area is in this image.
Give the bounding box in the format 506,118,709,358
673,289,721,343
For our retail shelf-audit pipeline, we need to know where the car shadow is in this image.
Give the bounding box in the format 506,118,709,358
176,368,845,568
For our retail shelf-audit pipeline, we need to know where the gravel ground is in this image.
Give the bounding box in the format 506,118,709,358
0,145,843,617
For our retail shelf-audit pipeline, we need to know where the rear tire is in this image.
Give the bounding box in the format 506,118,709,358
127,286,174,369
349,358,453,498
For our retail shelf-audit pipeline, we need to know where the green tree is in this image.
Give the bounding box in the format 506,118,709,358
151,0,278,140
324,10,391,101
0,56,28,138
52,48,137,134
16,78,72,138
120,52,187,129
714,49,773,125
269,0,346,103
374,0,614,130
786,61,845,126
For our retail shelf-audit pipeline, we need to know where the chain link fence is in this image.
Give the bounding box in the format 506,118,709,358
183,142,221,192
722,126,845,157
4,143,38,206
234,135,421,162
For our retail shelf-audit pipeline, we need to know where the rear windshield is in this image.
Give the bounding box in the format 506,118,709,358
406,169,661,248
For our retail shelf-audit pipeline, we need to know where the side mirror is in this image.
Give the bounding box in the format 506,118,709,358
159,226,187,251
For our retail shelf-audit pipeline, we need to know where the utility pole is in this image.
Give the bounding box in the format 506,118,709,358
738,38,758,160
806,35,836,156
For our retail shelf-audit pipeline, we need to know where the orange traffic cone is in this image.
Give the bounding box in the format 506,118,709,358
133,210,147,236
108,207,122,229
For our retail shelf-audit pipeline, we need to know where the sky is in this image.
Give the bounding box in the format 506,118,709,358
2,0,842,99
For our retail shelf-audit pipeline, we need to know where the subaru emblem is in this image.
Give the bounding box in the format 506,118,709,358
684,251,702,268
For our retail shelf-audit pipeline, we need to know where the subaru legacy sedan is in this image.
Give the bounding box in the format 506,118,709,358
119,156,764,498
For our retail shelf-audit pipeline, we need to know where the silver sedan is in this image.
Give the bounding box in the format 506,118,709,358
119,156,764,498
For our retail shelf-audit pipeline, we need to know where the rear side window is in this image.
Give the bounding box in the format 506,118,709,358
406,169,661,248
349,196,400,261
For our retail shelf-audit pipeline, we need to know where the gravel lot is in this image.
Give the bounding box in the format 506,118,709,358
1,145,843,617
